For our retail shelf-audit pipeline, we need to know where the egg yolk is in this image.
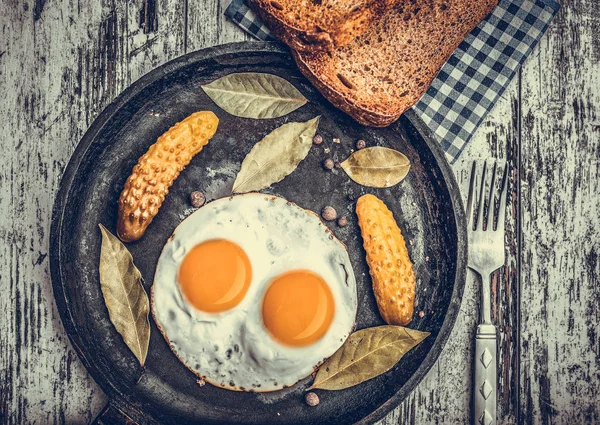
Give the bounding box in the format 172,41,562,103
262,270,335,347
178,239,252,313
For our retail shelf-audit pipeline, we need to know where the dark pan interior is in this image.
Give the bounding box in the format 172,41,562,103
50,42,466,425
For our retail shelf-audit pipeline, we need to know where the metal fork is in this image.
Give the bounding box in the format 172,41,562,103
466,160,508,425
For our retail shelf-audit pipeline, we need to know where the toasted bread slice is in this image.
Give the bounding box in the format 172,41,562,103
248,0,400,52
293,0,498,127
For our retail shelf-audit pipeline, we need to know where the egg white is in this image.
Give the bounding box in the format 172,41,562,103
151,193,357,391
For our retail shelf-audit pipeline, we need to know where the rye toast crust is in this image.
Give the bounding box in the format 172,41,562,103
293,50,403,127
248,0,397,52
293,0,498,127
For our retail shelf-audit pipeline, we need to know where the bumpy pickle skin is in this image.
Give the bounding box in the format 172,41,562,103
356,194,416,325
117,111,219,242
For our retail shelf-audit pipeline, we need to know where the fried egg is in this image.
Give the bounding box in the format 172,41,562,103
151,193,357,391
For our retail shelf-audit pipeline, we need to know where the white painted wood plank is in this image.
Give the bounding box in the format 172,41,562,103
0,0,186,422
519,0,600,422
187,0,250,51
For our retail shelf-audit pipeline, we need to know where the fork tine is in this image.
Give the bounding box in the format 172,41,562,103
486,161,498,231
497,163,509,233
466,161,477,228
476,160,487,230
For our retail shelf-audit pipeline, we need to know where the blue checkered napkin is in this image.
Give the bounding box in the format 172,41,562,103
225,0,560,162
227,0,277,42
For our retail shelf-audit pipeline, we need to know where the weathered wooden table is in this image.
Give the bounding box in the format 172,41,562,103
1,0,598,423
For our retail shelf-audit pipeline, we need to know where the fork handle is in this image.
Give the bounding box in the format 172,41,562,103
474,324,497,425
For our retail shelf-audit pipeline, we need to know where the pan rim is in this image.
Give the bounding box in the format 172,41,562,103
49,41,467,425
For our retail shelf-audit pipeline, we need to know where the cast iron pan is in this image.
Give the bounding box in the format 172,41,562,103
50,42,466,425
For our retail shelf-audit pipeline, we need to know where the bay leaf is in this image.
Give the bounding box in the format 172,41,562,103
202,72,307,119
341,146,410,188
232,116,320,193
98,224,150,366
311,325,429,390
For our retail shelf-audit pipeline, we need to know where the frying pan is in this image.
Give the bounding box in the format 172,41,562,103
49,42,467,424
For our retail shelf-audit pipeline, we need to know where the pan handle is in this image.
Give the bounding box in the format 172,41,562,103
92,399,141,425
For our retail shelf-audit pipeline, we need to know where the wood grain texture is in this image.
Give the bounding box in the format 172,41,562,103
0,0,186,423
187,0,250,52
519,0,600,423
0,0,598,423
0,2,108,423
